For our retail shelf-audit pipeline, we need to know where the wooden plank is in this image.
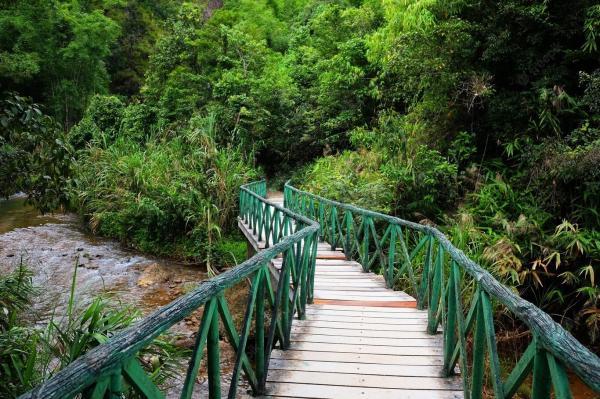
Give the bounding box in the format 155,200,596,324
314,272,366,276
263,382,463,399
313,289,414,297
269,261,360,269
315,243,344,251
316,253,347,260
266,370,462,390
314,267,364,273
313,286,390,292
315,276,385,285
270,349,444,365
304,308,427,318
268,358,445,377
313,294,414,302
312,280,384,286
290,333,441,347
312,299,418,308
301,315,428,325
314,280,388,285
313,276,378,280
313,282,387,287
314,290,414,299
310,304,420,313
290,326,436,339
290,341,442,356
273,259,357,267
313,272,366,276
313,274,383,279
314,259,362,266
314,266,362,271
292,319,428,331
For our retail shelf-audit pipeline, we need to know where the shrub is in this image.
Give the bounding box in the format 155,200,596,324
0,261,187,397
300,149,394,213
0,92,72,212
71,112,258,259
382,145,458,220
69,95,125,149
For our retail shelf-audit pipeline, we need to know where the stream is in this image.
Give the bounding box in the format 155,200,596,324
0,195,208,327
0,195,255,397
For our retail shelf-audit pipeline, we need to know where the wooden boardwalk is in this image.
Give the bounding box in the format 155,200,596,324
239,194,463,399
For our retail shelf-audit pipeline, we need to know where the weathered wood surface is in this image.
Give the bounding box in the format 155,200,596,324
240,193,463,399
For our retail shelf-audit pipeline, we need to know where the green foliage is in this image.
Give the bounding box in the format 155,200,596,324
1,0,599,350
0,261,187,398
72,112,258,259
300,150,393,213
383,145,458,219
0,261,44,398
0,0,121,127
0,93,72,212
69,95,126,148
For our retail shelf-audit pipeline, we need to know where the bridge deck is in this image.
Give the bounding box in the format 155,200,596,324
239,194,463,399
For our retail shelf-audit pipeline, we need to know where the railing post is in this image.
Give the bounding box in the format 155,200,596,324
361,216,370,272
546,352,574,399
207,307,221,399
427,244,444,334
308,232,318,304
318,203,325,241
443,259,457,376
181,299,216,399
281,253,291,349
255,273,265,393
264,204,271,247
329,206,337,250
471,291,486,399
344,211,352,260
109,369,123,399
480,291,505,398
417,236,433,310
386,226,396,288
532,344,551,399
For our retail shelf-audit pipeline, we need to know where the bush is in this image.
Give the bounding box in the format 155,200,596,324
120,103,159,142
300,150,394,213
69,95,125,149
382,145,458,220
0,261,187,397
0,92,72,212
448,175,600,344
71,112,258,259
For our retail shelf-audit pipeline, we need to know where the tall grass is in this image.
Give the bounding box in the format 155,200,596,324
72,112,258,261
0,260,187,398
0,259,42,397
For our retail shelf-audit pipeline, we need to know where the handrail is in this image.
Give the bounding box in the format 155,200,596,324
285,181,600,396
20,180,319,399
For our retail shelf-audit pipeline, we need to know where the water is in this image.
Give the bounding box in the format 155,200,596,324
0,196,252,397
0,195,207,328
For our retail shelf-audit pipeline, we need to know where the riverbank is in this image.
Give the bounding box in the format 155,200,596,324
0,196,208,328
0,195,256,397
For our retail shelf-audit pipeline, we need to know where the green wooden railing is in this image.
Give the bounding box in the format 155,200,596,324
284,182,600,398
20,180,319,399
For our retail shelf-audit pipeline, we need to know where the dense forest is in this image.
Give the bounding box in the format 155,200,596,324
1,0,599,396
